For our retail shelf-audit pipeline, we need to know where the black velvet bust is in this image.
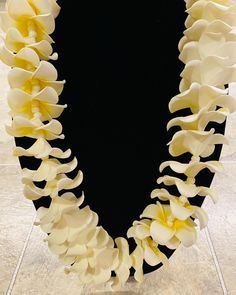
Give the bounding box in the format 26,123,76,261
15,0,226,275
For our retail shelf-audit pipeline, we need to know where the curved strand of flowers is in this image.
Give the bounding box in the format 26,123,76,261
0,0,236,291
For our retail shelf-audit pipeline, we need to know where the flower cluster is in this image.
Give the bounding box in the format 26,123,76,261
0,0,236,291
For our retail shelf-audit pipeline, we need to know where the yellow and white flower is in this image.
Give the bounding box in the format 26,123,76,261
8,61,65,95
137,202,197,247
7,87,67,121
6,116,64,140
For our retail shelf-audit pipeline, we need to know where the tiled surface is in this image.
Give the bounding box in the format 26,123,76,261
0,5,236,295
203,163,236,293
0,174,35,295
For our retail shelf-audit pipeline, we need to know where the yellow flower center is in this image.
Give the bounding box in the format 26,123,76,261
23,78,44,94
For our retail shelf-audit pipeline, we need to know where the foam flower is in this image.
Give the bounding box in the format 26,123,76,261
5,28,56,60
151,188,208,229
0,46,40,70
8,0,60,19
159,158,223,178
128,221,168,265
168,128,228,157
65,246,119,285
8,61,65,95
167,106,227,131
13,137,71,159
22,157,78,182
23,170,83,200
6,0,56,36
180,18,236,52
181,56,236,86
111,237,133,290
130,243,144,283
169,83,236,114
140,202,197,247
7,87,67,121
184,19,209,42
183,0,236,28
187,0,236,26
157,175,218,203
35,192,85,232
6,116,64,140
180,33,236,64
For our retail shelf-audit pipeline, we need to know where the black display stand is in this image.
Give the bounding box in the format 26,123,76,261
15,0,226,275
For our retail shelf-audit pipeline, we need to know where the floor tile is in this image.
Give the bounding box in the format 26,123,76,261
203,163,236,293
0,174,35,295
10,227,84,295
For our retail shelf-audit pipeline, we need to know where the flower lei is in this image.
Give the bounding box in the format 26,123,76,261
1,0,236,291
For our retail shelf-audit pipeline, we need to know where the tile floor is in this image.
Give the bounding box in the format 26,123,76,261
0,4,236,295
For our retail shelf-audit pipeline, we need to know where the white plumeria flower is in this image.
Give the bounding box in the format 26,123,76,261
157,175,218,203
181,56,236,86
180,31,236,64
8,61,65,95
127,220,169,263
35,192,85,232
159,158,223,178
7,87,67,121
184,0,236,10
13,137,71,159
168,128,228,158
66,246,119,285
130,243,144,283
139,202,197,248
23,170,83,200
0,46,40,70
151,188,208,230
5,29,56,60
187,0,236,26
6,0,56,35
6,116,64,140
169,82,236,114
167,106,227,131
22,157,78,182
180,18,236,51
111,237,133,290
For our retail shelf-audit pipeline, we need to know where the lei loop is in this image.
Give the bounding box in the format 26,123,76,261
1,0,236,291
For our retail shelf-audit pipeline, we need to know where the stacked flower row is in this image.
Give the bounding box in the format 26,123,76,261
126,0,236,283
0,0,236,291
0,0,132,290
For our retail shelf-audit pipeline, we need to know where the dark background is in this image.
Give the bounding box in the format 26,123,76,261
16,0,226,274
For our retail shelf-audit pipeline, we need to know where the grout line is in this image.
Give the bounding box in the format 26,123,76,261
205,227,228,295
5,215,36,295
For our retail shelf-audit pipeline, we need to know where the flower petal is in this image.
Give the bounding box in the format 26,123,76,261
150,221,175,245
